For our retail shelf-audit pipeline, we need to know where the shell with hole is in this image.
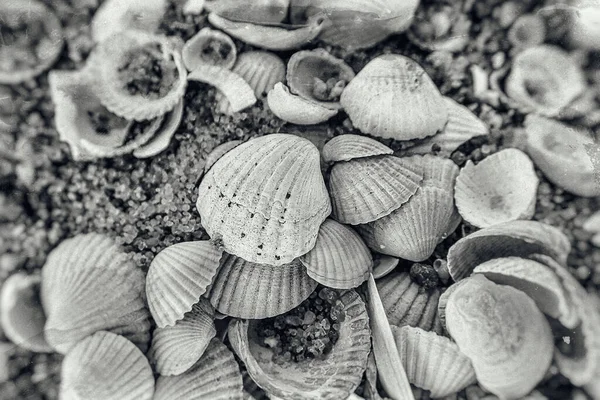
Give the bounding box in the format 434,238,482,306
267,83,338,125
321,134,393,164
205,0,289,24
91,0,167,43
182,28,237,71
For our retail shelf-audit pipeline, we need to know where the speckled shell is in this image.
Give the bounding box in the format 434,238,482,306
205,140,243,173
146,241,223,328
445,275,553,399
372,255,400,280
189,65,257,113
205,0,289,23
91,0,167,43
41,234,151,354
321,134,393,164
454,149,539,228
197,134,331,266
267,83,338,125
60,331,154,400
229,289,371,400
207,253,317,319
340,54,448,141
182,28,237,71
299,219,372,289
328,155,423,225
392,326,476,397
133,99,184,158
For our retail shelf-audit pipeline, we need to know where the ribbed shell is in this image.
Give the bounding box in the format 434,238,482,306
205,140,243,173
340,54,448,140
150,298,216,376
133,99,185,158
60,331,154,400
182,28,237,71
417,154,460,192
372,255,400,280
146,241,223,328
392,326,476,397
321,134,393,164
299,219,372,289
40,234,150,354
267,83,338,125
91,0,167,43
329,155,423,225
196,134,331,266
188,65,256,113
208,253,317,319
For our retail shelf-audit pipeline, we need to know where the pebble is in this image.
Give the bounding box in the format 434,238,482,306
583,211,600,233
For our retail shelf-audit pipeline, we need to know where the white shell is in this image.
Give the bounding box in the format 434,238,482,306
188,65,257,113
133,99,184,158
205,140,243,173
321,134,393,164
372,255,400,280
182,28,237,71
205,0,289,24
91,0,167,43
267,83,338,125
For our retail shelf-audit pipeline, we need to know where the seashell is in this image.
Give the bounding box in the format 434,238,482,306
41,234,151,354
363,352,382,400
91,0,167,43
507,14,546,49
207,253,318,319
340,54,448,141
183,0,205,15
413,154,459,192
0,1,64,85
523,115,600,197
299,219,372,289
445,275,553,399
205,0,289,24
60,331,154,400
0,273,52,352
149,298,216,376
372,255,399,280
89,30,187,121
205,140,243,173
454,149,539,228
328,155,423,225
182,28,237,71
229,289,371,400
321,134,393,164
154,338,244,399
406,4,471,52
196,134,331,266
146,240,223,328
568,1,600,50
392,326,477,397
287,49,355,110
267,83,338,125
133,99,184,158
207,12,326,51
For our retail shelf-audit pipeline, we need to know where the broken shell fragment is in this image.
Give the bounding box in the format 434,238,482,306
321,134,393,164
91,0,167,43
407,3,471,52
372,255,400,280
205,140,243,173
267,83,338,125
189,65,257,113
182,28,237,71
205,0,289,24
133,99,184,158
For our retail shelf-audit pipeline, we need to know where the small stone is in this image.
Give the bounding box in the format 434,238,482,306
583,211,600,233
591,233,600,248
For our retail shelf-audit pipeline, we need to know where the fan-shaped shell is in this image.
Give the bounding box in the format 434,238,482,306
454,149,539,228
207,253,317,319
340,54,448,141
41,234,151,354
321,134,393,164
205,0,289,24
372,255,400,280
267,83,338,125
196,134,331,266
229,289,371,400
133,99,184,158
299,219,372,289
60,331,154,400
205,140,243,173
91,0,167,43
445,275,553,399
146,241,223,328
182,28,237,71
189,65,257,113
417,154,460,192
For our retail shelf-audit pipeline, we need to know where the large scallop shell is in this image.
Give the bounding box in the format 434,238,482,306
133,99,184,158
454,149,539,228
267,83,338,125
321,134,393,164
41,234,151,354
205,0,289,24
207,253,317,319
340,54,448,141
60,331,154,400
196,134,331,266
182,28,237,71
328,155,423,225
392,326,476,397
91,0,167,43
146,241,223,328
299,219,372,289
229,289,371,400
205,140,243,173
445,275,553,399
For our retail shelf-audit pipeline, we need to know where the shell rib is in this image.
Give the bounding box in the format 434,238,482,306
188,65,257,113
321,134,393,164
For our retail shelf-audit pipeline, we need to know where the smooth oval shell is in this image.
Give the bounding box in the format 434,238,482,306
133,99,184,158
372,255,400,280
454,149,539,228
41,233,151,354
91,0,167,43
205,0,289,24
205,140,243,173
299,219,372,289
60,331,154,400
182,28,237,71
267,83,338,125
340,54,448,141
197,134,331,266
321,134,393,164
146,241,223,328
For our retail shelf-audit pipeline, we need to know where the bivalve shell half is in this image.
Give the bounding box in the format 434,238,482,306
188,65,257,113
321,134,393,164
133,99,184,158
267,83,338,125
182,28,237,71
205,0,289,24
417,154,460,192
205,140,243,173
372,255,400,280
340,54,448,141
91,0,167,43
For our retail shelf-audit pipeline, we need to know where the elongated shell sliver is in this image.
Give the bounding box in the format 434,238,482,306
267,83,338,125
322,134,393,164
189,65,257,113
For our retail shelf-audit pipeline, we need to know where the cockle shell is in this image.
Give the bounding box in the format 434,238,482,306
196,134,331,266
417,154,460,193
133,99,184,158
41,233,151,354
91,0,167,43
392,326,477,397
205,140,243,173
146,240,223,328
267,83,338,125
445,275,553,399
205,0,289,24
60,331,154,400
321,134,393,164
454,149,539,228
182,28,237,71
340,54,448,141
229,289,371,400
189,65,257,113
299,219,372,289
507,14,546,49
372,255,400,280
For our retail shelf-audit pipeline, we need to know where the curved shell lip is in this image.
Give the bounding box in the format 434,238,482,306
267,82,338,125
204,140,244,173
205,0,290,24
182,28,237,71
133,99,185,158
321,134,393,164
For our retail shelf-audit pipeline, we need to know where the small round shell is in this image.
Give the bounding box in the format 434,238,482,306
205,0,289,24
507,14,546,49
267,83,338,125
182,28,237,71
321,134,393,164
205,140,243,173
133,99,185,158
91,0,167,43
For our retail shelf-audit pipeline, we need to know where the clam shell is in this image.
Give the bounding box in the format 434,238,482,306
340,54,448,141
299,219,372,289
60,331,154,400
321,134,393,164
205,140,243,173
133,99,184,158
392,326,476,397
91,0,167,43
146,240,223,328
196,134,331,266
0,273,52,352
507,14,546,49
154,338,244,399
205,0,289,24
41,234,151,354
372,255,400,280
229,289,371,400
329,155,423,225
182,28,237,71
207,253,317,319
454,149,539,228
445,275,553,399
149,298,216,376
267,83,338,125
